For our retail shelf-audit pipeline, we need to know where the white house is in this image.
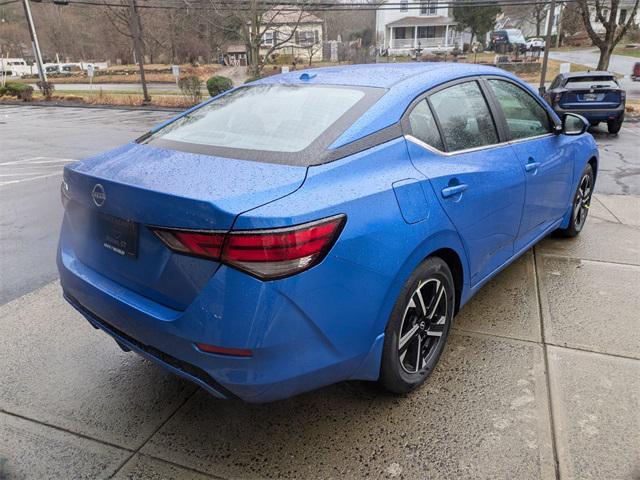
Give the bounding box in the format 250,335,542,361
375,0,464,55
260,7,325,62
496,1,639,39
587,0,640,33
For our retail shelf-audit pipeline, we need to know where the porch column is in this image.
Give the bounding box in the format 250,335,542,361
414,26,418,48
444,24,449,47
389,26,394,49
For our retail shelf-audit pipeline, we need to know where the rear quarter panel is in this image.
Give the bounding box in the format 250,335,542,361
233,138,468,377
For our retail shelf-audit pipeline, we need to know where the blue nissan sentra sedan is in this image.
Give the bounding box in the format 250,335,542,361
58,63,598,402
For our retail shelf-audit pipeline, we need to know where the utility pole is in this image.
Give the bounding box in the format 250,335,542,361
539,0,556,93
22,0,47,82
128,0,150,104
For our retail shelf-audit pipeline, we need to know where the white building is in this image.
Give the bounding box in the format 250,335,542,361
260,7,325,62
588,0,639,33
496,1,639,39
375,0,464,55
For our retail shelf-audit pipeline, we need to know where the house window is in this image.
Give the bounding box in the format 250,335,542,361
420,1,436,15
296,30,318,46
418,26,436,38
262,31,276,46
394,27,411,39
400,0,408,11
619,9,627,24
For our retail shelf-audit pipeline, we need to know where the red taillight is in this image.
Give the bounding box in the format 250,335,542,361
150,215,346,280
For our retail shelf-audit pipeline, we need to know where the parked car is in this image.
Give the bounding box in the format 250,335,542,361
632,62,640,81
525,37,545,51
489,29,527,53
58,64,598,403
545,71,626,133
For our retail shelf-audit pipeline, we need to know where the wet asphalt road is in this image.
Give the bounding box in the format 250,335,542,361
0,105,638,307
0,106,177,304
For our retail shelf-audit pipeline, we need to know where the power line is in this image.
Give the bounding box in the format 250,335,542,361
56,0,589,10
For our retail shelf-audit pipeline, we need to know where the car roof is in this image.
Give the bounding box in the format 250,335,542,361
257,62,457,89
255,63,529,148
560,71,615,78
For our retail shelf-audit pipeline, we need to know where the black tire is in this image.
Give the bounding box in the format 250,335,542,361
557,163,594,238
607,117,623,134
379,256,455,394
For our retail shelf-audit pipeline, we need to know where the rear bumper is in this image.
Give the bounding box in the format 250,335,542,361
553,104,625,122
63,292,235,399
57,228,381,403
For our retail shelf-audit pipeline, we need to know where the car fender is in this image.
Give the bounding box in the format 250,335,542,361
560,135,599,229
350,225,469,381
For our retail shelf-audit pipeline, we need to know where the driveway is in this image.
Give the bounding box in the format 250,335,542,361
0,105,638,479
549,48,640,99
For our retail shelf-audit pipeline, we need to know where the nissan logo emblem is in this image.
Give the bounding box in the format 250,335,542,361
91,184,106,207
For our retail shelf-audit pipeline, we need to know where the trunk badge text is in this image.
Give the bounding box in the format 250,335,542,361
92,184,106,207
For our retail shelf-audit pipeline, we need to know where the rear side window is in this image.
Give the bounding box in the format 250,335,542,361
408,100,444,151
148,85,367,153
429,81,499,152
488,79,552,140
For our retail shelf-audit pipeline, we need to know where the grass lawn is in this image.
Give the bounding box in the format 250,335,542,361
614,47,640,58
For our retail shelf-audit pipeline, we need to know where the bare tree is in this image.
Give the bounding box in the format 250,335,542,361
204,0,313,77
560,2,584,39
102,0,149,102
303,39,322,66
527,0,548,37
577,0,640,70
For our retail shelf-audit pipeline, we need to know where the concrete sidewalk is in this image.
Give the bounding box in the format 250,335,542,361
0,194,638,480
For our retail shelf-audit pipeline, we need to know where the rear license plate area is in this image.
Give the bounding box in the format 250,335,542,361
96,213,139,258
583,93,598,101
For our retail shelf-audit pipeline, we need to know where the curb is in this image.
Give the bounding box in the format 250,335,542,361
0,100,183,113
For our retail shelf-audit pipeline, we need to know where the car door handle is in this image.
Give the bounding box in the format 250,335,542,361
525,161,541,172
441,183,468,198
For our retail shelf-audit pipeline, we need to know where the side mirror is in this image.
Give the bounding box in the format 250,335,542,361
561,113,589,136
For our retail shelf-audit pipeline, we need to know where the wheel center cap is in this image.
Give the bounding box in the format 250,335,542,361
419,321,426,330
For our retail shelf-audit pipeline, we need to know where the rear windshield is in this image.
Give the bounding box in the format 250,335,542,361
565,76,618,88
143,84,381,164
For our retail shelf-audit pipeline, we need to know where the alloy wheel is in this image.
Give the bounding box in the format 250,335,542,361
573,172,593,231
398,278,449,374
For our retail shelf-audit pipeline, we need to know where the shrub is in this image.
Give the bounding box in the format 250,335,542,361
37,81,55,100
0,86,7,96
178,74,203,103
206,75,233,96
5,82,34,101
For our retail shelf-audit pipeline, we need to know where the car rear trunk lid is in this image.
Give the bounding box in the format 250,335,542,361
62,143,307,310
